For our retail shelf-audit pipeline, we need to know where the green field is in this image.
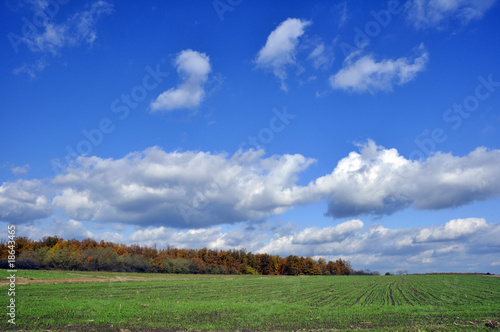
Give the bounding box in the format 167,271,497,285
1,270,499,331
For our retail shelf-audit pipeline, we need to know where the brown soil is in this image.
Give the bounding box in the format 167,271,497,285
0,276,141,284
0,278,106,284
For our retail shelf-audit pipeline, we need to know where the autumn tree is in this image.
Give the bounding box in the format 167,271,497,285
0,235,356,276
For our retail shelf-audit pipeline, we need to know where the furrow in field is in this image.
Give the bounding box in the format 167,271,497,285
396,285,413,305
389,282,396,306
6,272,500,331
353,281,380,305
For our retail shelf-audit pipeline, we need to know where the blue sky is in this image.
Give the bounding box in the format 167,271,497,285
1,0,500,274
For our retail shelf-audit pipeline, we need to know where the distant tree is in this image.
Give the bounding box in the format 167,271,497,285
45,247,79,270
2,235,361,276
344,260,354,275
42,236,59,249
284,255,301,275
17,249,44,269
334,259,352,275
79,238,99,250
258,254,275,275
163,258,191,274
305,257,319,275
326,261,337,275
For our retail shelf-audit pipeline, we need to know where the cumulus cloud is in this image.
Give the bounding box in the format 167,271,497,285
2,141,500,226
129,226,222,248
312,140,500,218
127,222,271,251
258,217,500,273
150,50,211,111
312,140,416,217
293,219,364,244
7,217,122,243
405,0,497,29
411,147,500,210
50,147,315,228
0,180,52,223
415,218,488,242
45,218,95,239
2,214,498,273
256,18,311,91
330,44,429,93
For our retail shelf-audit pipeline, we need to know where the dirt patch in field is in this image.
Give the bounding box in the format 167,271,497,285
0,278,105,284
485,320,499,328
0,276,142,284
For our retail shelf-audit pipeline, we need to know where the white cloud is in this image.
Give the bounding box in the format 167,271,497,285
150,50,211,111
24,1,113,54
50,147,315,228
330,44,429,93
293,219,364,244
411,147,500,210
405,0,497,29
11,1,112,78
52,188,103,221
71,0,114,44
307,42,332,70
415,218,488,242
12,58,49,79
129,226,221,249
258,218,500,273
312,140,500,218
8,218,119,242
15,0,51,11
0,180,52,223
334,1,349,28
11,164,30,175
256,18,311,91
1,214,498,273
48,218,95,239
126,221,272,251
26,22,69,55
2,141,500,226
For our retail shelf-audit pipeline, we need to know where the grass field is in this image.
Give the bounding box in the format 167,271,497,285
1,270,499,331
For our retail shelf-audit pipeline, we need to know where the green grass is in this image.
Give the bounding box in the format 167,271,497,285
1,270,499,331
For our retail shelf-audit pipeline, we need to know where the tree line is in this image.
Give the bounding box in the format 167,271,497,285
0,236,354,276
